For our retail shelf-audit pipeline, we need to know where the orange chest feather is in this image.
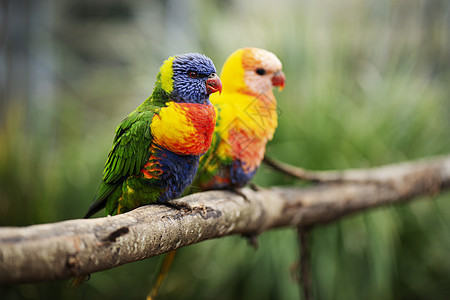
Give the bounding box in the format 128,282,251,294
151,102,216,156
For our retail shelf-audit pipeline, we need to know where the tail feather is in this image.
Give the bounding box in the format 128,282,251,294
67,274,90,290
147,250,178,300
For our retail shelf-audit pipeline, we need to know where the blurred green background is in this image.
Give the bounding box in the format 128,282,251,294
1,0,450,299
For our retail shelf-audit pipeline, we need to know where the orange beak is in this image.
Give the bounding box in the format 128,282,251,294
206,73,223,95
272,70,286,91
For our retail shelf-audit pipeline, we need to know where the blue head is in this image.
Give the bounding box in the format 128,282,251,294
159,53,222,104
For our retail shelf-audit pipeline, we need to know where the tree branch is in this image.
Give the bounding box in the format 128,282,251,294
1,155,450,284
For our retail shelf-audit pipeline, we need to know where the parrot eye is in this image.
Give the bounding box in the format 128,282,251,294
188,71,198,78
256,68,266,75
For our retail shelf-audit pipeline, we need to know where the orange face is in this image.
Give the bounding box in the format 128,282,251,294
240,48,285,95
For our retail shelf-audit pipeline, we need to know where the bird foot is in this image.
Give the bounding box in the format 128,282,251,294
167,200,209,219
166,200,194,212
193,203,208,218
228,188,250,202
249,183,262,191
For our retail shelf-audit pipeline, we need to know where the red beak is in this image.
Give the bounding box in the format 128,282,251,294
206,73,223,95
272,70,286,91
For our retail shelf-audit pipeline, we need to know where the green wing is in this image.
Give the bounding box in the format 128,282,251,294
84,107,157,218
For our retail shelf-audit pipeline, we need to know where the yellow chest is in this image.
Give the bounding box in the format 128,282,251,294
150,102,216,156
212,92,278,171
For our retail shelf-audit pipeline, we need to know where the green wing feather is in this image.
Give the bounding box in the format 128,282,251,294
84,105,158,218
103,111,154,183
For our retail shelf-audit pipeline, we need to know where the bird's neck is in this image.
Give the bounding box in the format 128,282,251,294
170,95,212,105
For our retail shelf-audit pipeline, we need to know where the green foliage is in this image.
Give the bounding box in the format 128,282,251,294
1,0,449,299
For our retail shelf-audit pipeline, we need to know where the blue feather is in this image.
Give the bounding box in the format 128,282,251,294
171,53,217,104
153,146,200,202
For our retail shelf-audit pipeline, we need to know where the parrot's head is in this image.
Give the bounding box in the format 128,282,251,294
220,47,285,95
158,53,222,104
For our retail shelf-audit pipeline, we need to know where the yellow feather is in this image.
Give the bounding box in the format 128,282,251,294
212,92,277,162
209,48,279,164
151,103,196,149
216,49,246,93
150,101,216,156
159,56,175,94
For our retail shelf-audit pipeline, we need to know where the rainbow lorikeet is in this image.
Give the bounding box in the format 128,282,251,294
148,48,285,299
192,47,285,191
72,53,220,290
84,52,222,218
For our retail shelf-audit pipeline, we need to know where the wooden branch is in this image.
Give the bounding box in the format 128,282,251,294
263,154,443,183
1,155,450,284
263,155,351,182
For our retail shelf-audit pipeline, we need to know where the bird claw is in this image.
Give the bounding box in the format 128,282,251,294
167,200,209,219
228,188,250,202
167,200,194,212
193,204,208,218
249,183,262,191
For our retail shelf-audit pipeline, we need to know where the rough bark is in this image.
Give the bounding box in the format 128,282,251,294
1,155,449,284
